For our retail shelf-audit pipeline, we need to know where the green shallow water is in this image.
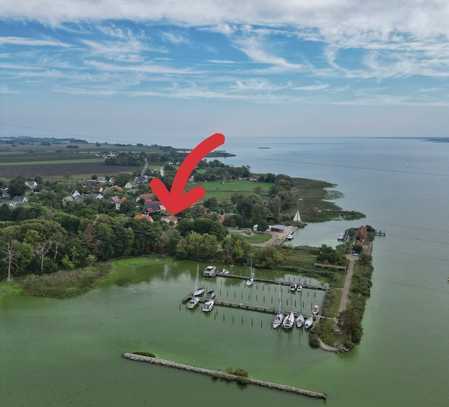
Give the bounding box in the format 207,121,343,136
0,259,328,407
1,137,449,406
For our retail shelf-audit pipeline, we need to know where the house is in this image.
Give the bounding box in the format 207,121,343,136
25,180,38,190
72,190,82,200
111,196,122,210
134,175,149,185
0,187,10,200
8,196,28,208
161,215,178,225
270,224,286,233
144,199,163,214
134,213,154,223
96,193,104,200
124,182,134,190
136,193,154,203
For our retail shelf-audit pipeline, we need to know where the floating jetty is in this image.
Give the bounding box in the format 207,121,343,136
122,353,327,401
215,272,328,291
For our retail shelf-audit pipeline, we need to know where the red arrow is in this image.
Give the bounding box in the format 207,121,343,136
149,133,225,215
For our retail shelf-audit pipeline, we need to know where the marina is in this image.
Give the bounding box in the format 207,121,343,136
182,266,328,332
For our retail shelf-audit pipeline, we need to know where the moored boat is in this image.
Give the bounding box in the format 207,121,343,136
289,283,297,293
187,296,200,310
202,299,215,312
272,313,284,329
203,265,217,277
282,312,295,329
193,287,205,297
296,314,305,328
312,304,319,317
304,317,314,329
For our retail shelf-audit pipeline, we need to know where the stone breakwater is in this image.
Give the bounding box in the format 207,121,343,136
122,352,327,401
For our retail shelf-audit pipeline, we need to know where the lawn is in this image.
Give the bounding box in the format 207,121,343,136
192,180,272,201
232,232,272,244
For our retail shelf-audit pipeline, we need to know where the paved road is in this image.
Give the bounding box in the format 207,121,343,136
338,255,357,314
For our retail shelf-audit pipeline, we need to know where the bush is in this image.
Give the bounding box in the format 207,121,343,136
133,352,156,358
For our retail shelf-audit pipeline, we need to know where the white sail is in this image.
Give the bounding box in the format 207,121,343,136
293,210,301,223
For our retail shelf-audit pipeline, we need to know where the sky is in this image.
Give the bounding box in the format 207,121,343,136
1,1,449,144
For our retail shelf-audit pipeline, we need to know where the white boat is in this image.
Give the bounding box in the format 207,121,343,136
187,296,200,310
246,258,255,287
193,287,205,297
286,232,294,241
337,233,345,242
282,312,295,329
289,283,297,293
296,283,303,292
312,305,319,317
296,314,305,328
293,209,302,224
304,317,314,329
203,265,217,277
202,299,215,312
272,313,284,329
219,268,230,275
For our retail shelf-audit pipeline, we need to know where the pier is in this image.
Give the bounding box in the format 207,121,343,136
122,353,327,401
214,272,328,291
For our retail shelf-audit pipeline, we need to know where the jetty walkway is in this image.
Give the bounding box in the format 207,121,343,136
122,353,327,401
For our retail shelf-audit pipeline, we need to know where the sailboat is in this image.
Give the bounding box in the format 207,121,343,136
293,209,302,224
272,289,284,329
192,265,205,297
296,314,305,328
282,312,295,329
246,257,255,287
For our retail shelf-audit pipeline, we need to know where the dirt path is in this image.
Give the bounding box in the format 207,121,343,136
338,255,356,314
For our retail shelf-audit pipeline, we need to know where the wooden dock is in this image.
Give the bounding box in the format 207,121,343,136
122,353,327,400
215,273,328,291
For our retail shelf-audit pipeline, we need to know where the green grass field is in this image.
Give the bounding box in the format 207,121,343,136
192,180,272,201
0,158,104,166
232,232,272,244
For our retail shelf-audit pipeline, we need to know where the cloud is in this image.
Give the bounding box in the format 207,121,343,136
161,32,189,45
0,36,69,47
85,60,199,75
234,36,304,71
294,84,329,91
1,1,449,39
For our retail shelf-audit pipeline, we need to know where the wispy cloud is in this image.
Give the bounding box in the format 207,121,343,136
85,60,199,75
0,36,69,47
161,32,189,45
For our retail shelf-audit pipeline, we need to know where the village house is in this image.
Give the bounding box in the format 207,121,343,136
143,199,164,215
160,215,178,225
134,213,154,223
0,187,10,200
24,180,38,190
8,196,28,208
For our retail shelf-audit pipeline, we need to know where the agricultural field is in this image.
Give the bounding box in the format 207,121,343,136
193,180,272,201
0,162,134,178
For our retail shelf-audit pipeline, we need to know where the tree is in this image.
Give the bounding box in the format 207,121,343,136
8,176,26,197
254,247,284,268
222,235,251,264
176,232,219,260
